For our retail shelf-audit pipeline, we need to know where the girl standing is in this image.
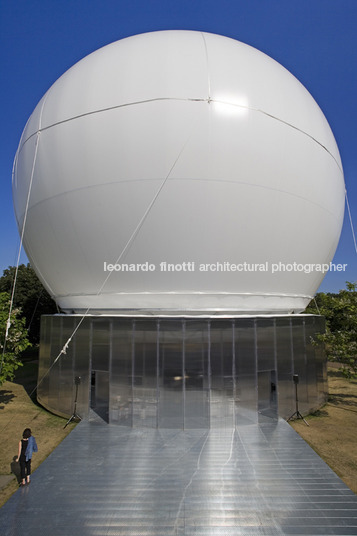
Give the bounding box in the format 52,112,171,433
16,428,38,486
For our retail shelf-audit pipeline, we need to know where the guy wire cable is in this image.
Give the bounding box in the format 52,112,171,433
1,111,199,434
346,188,357,254
0,132,40,377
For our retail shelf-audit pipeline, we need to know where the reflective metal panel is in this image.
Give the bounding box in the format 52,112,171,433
256,317,276,370
234,319,258,425
58,317,78,417
256,318,278,420
47,316,62,414
184,321,210,429
110,319,133,425
132,320,158,428
291,317,309,413
37,316,51,411
72,318,90,419
37,316,91,419
210,321,234,428
38,314,328,427
158,321,184,428
275,317,294,418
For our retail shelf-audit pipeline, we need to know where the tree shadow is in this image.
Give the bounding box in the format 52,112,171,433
311,408,329,417
328,369,345,378
13,360,38,399
328,368,357,382
0,390,15,409
328,392,357,409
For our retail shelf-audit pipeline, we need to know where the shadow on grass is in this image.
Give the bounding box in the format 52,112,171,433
328,367,357,382
0,390,16,409
310,408,329,417
328,393,357,408
14,360,39,400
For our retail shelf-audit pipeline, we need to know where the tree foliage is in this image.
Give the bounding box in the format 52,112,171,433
0,292,31,385
306,282,357,378
0,264,57,344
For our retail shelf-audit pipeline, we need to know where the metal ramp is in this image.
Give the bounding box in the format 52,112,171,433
1,418,357,535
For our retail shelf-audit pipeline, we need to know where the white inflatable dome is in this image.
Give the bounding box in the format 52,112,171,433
12,30,345,314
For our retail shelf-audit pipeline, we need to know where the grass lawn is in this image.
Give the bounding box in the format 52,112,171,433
289,366,357,495
0,358,77,507
0,361,356,508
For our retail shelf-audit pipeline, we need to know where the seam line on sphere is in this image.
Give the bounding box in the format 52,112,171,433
22,178,340,218
16,97,207,150
16,97,341,172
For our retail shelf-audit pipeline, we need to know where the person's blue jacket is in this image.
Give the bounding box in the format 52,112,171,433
25,436,38,461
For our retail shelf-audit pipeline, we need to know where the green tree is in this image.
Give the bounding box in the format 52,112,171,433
0,264,57,344
306,282,357,378
0,292,31,385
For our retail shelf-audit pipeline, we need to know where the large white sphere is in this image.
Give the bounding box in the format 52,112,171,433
13,30,345,314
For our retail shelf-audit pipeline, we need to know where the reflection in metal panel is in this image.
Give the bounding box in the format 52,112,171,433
275,317,294,419
132,320,158,428
38,315,327,428
110,319,132,426
235,318,258,425
38,316,91,420
210,320,235,428
184,321,210,429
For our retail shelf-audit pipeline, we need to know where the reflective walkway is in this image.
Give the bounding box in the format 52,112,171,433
1,416,357,535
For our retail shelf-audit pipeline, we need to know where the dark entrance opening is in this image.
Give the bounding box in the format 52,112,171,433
91,370,109,422
258,369,278,420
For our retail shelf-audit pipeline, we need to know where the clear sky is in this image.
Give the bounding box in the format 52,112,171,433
0,0,356,294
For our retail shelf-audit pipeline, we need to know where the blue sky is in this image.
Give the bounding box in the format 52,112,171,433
0,0,356,294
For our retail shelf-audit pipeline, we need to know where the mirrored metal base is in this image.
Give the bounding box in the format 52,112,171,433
37,314,327,426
